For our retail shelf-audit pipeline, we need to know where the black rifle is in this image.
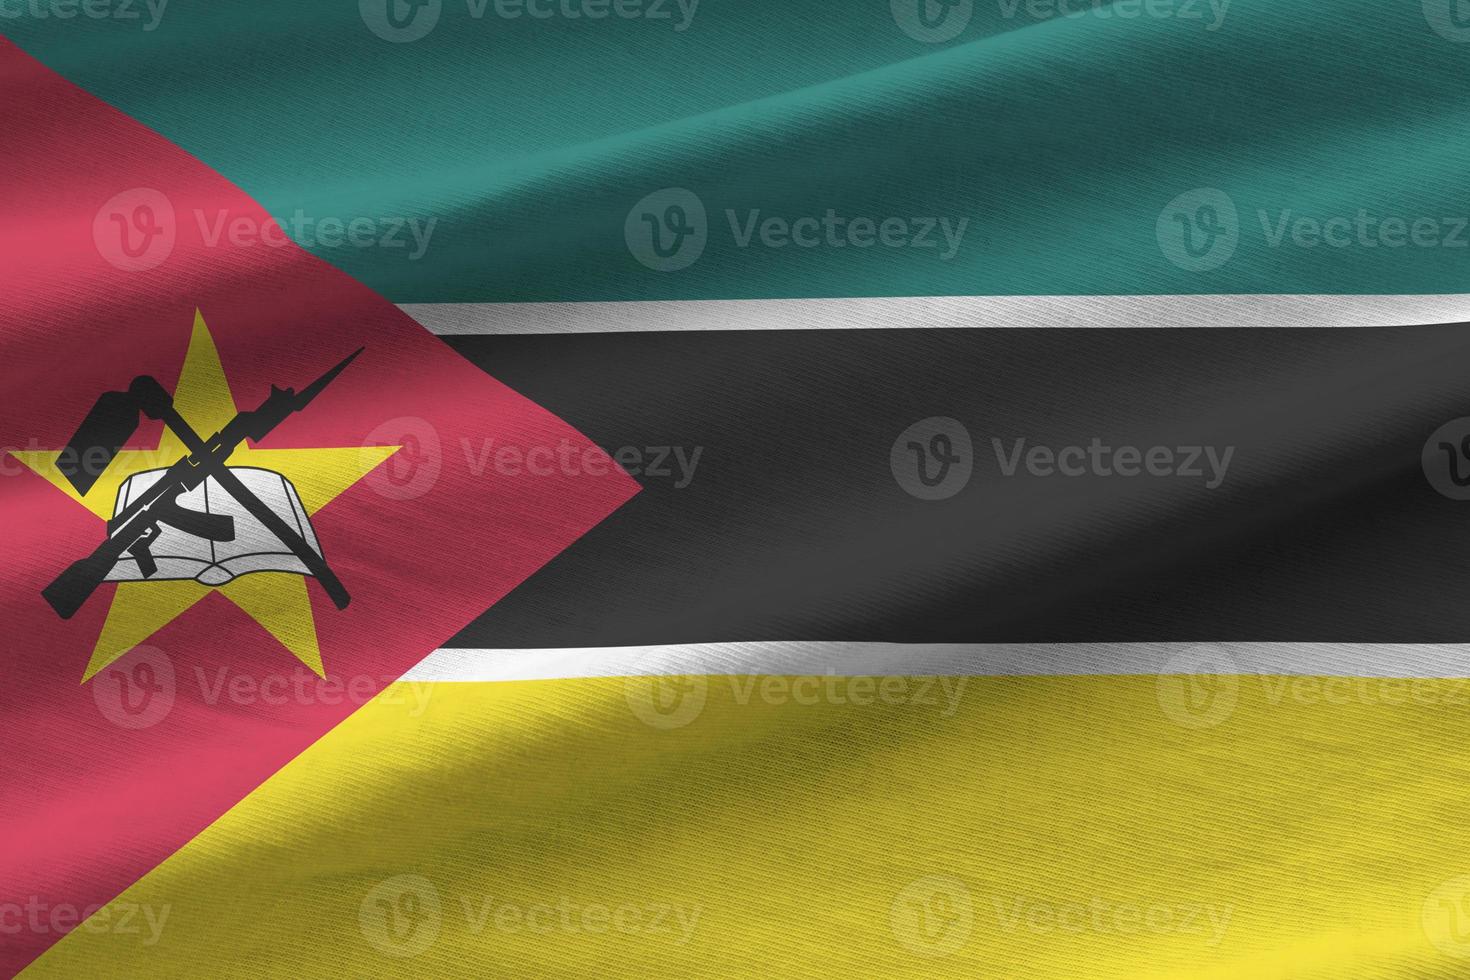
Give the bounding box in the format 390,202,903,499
42,349,362,619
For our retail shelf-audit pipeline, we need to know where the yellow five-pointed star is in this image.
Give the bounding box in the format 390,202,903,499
16,311,397,680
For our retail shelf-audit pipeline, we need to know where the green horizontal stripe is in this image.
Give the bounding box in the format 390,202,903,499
6,0,1470,301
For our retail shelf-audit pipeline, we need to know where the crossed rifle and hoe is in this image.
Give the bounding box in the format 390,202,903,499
41,349,363,620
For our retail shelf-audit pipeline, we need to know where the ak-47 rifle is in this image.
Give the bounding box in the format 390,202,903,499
42,348,363,620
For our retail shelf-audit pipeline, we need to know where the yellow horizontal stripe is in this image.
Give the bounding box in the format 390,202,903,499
27,674,1470,978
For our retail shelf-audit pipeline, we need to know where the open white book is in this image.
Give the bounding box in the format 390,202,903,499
105,466,323,587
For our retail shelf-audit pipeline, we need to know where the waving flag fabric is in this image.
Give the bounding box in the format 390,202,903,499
5,2,1470,977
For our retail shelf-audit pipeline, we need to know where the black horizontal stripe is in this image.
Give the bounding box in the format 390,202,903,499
442,324,1470,646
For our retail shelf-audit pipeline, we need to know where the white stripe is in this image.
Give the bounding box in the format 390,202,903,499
399,295,1470,335
406,642,1470,681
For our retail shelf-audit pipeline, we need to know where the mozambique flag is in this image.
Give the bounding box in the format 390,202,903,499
5,2,1470,977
